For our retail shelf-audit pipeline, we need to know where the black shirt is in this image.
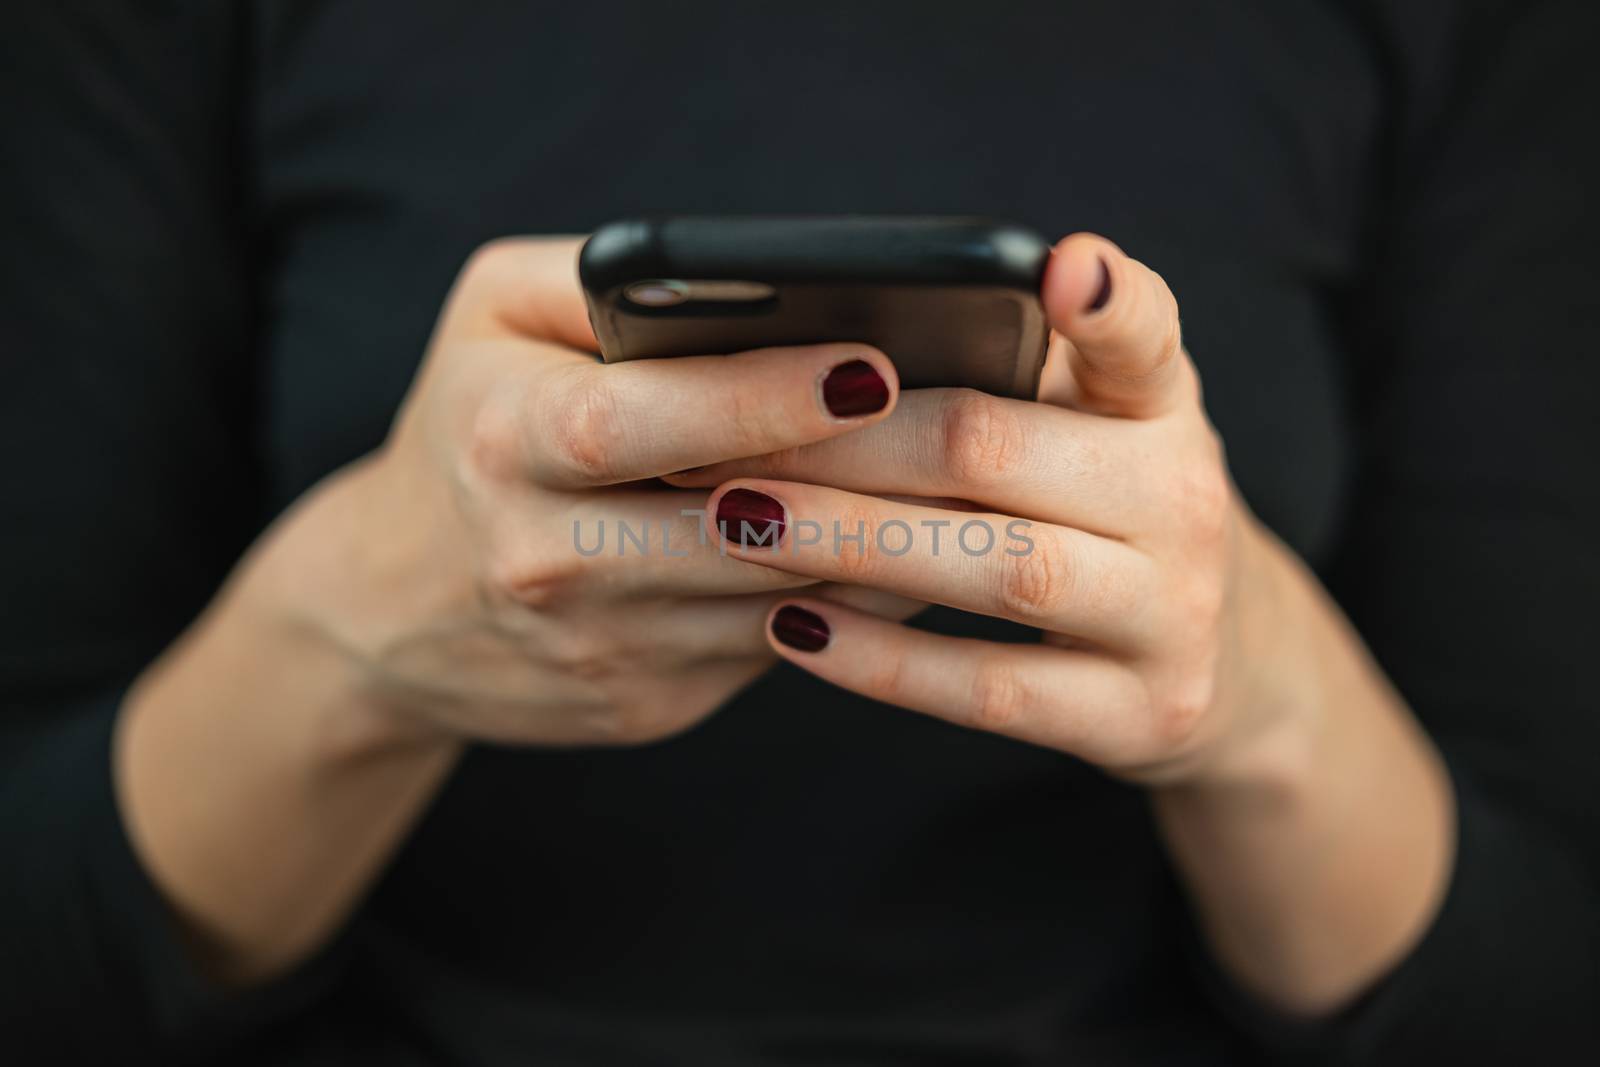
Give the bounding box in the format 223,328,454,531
3,2,1598,1063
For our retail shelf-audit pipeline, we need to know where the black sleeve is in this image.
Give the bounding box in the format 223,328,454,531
0,4,337,1062
1202,0,1600,1059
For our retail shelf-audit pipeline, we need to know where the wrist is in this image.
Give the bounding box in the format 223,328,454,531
1146,513,1454,1013
1171,513,1332,797
116,458,464,981
229,452,464,765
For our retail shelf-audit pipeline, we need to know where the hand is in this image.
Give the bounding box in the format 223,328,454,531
116,235,920,981
258,237,918,747
671,234,1453,1013
670,233,1295,783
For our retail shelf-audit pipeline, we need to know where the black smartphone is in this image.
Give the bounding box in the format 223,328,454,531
579,216,1051,399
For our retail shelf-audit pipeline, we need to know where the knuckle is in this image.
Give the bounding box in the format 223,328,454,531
997,532,1075,622
967,655,1028,733
549,372,625,483
940,390,1026,484
545,629,619,681
828,499,881,581
1173,459,1231,539
465,390,526,483
866,649,910,703
484,546,577,611
1151,671,1216,748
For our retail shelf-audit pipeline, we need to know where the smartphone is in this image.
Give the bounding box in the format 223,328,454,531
579,216,1050,399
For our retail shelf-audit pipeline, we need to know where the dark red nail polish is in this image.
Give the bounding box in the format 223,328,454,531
772,605,830,652
1088,257,1112,312
821,360,890,417
715,487,786,548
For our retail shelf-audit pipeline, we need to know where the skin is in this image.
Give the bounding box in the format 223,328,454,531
117,237,920,983
117,234,1452,1016
680,234,1454,1013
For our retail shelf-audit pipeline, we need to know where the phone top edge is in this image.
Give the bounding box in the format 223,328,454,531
579,216,1050,293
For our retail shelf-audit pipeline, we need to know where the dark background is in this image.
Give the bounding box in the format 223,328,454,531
3,3,1597,1064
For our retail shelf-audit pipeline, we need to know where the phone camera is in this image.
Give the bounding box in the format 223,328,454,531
623,280,690,307
623,279,777,308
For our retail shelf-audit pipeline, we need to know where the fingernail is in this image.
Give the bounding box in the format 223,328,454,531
772,605,830,652
715,487,786,548
1088,257,1112,312
821,360,890,417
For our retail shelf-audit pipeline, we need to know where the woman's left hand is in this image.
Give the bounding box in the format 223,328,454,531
669,233,1302,786
669,233,1453,1014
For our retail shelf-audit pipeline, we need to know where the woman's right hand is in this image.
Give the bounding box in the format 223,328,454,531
258,236,905,747
114,237,904,981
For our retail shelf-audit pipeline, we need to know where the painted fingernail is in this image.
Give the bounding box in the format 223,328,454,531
1088,257,1112,312
821,359,890,417
772,605,830,652
715,487,786,548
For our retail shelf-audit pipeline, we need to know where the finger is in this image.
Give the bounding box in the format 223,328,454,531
1041,233,1197,419
544,488,822,598
610,592,789,663
811,582,930,623
665,388,1155,536
442,236,598,351
627,584,928,665
764,597,1147,758
514,343,898,489
571,506,942,608
705,480,1157,647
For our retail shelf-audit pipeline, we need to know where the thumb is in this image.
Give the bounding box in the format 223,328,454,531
439,236,599,352
1040,233,1195,419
